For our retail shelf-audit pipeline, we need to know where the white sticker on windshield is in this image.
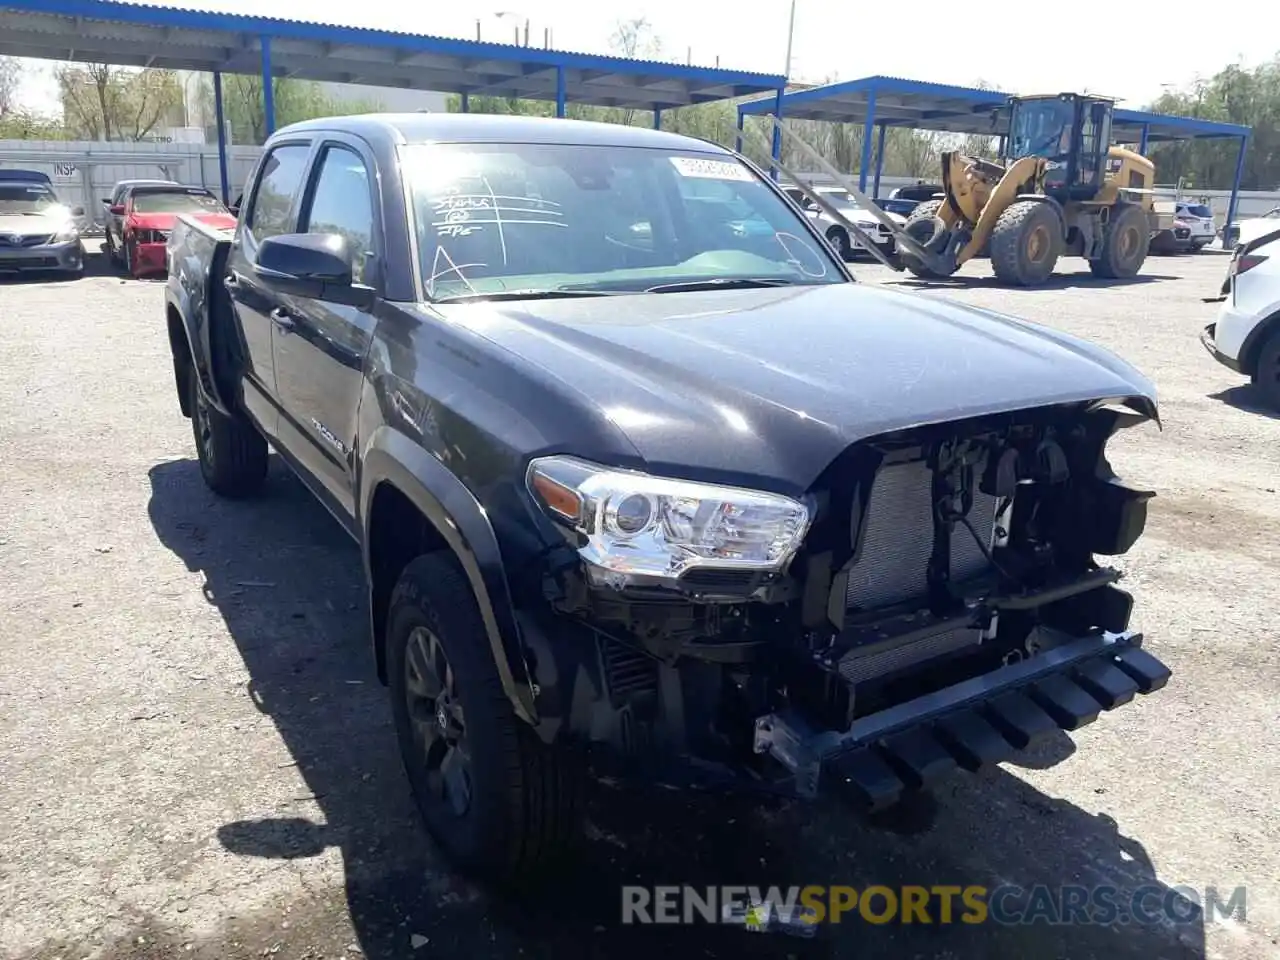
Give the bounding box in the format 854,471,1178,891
669,156,754,182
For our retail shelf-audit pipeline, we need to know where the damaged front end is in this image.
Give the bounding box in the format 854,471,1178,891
522,397,1170,809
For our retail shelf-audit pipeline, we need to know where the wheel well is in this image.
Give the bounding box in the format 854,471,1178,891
167,305,194,418
367,481,453,683
1241,311,1280,377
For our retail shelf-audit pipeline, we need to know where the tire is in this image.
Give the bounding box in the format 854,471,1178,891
1252,329,1280,411
825,226,853,261
104,233,119,265
898,199,954,278
1090,204,1149,279
989,199,1063,286
123,236,135,277
188,369,268,498
387,553,583,885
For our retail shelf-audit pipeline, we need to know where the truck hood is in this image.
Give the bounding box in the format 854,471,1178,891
435,283,1157,493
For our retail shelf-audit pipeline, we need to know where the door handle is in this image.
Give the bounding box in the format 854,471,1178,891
270,307,296,332
223,273,239,289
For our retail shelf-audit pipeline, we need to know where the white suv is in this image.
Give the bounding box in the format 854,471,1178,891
1201,227,1280,408
1175,201,1217,251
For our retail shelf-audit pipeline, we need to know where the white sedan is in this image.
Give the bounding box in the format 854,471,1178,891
1201,226,1280,409
784,186,906,261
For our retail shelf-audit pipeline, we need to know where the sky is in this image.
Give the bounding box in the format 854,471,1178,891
13,0,1280,116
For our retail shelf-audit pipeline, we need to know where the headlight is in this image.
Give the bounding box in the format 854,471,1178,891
53,222,79,242
526,455,811,581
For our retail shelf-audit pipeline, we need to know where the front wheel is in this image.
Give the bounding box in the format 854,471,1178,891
188,371,268,498
388,553,583,884
989,200,1063,286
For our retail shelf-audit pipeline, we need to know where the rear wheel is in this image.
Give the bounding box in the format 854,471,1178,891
898,200,955,279
388,553,583,884
990,200,1063,286
1090,204,1149,279
1252,329,1280,411
188,371,268,498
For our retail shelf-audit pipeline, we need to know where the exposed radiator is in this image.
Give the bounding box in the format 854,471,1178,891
838,626,982,684
845,459,999,611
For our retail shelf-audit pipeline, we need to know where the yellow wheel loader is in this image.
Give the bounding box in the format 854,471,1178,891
898,93,1156,286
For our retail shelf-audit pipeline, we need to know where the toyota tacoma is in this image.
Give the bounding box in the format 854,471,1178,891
164,114,1172,883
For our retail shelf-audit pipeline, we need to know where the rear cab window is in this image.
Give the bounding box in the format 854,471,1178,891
244,143,313,247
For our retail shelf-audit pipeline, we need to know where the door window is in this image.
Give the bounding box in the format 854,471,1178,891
300,145,376,285
245,143,311,243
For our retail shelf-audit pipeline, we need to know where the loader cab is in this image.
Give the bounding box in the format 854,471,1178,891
1006,93,1114,201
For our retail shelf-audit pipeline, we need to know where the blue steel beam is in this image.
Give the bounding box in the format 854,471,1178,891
260,36,275,136
769,86,784,182
858,85,877,192
555,66,566,117
213,70,229,205
1226,135,1248,244
873,121,886,198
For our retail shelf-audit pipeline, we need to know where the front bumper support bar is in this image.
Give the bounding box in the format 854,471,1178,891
753,629,1170,807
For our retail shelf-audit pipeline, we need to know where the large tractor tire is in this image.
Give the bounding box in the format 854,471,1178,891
1090,203,1149,279
898,200,954,279
989,199,1063,287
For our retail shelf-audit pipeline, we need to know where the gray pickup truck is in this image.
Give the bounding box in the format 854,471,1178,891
163,113,1171,883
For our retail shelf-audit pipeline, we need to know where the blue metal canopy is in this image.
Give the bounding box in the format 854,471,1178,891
738,74,1252,231
0,0,785,109
0,0,785,215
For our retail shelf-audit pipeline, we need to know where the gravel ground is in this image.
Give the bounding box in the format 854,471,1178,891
1,247,1277,960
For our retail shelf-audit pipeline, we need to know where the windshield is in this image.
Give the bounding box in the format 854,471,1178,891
1182,204,1213,219
131,190,224,215
0,183,60,214
402,142,844,300
1009,99,1076,159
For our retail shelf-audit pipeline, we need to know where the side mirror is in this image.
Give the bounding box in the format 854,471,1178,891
101,197,112,205
109,204,125,216
255,233,374,308
71,205,85,217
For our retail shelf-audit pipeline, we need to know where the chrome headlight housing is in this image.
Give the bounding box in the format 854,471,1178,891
526,455,812,583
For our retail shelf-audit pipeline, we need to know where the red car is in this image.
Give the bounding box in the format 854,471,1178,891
108,185,235,277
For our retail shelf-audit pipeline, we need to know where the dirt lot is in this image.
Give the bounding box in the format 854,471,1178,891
1,248,1277,960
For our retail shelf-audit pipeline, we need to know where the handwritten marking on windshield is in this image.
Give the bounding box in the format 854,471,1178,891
773,232,828,279
426,245,481,298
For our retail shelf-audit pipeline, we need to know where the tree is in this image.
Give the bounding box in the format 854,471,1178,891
56,64,182,141
0,56,21,117
1143,55,1280,190
200,75,383,145
0,110,67,140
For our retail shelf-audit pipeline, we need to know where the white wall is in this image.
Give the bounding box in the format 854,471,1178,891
0,139,264,230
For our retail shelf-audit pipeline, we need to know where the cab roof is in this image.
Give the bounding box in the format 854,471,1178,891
272,113,733,154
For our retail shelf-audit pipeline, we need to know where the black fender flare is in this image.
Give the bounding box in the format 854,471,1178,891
360,426,538,725
166,236,236,417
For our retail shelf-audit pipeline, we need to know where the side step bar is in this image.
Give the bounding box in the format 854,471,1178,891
753,630,1171,808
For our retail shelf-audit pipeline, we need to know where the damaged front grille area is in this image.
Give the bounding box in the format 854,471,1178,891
836,452,1001,685
844,458,1000,611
